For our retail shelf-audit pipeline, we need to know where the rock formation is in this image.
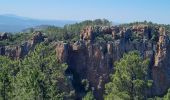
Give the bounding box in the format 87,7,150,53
1,24,170,99
56,25,170,99
0,32,11,41
152,27,170,96
0,31,45,59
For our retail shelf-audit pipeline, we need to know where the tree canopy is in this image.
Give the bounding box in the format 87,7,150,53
0,43,75,99
105,51,152,100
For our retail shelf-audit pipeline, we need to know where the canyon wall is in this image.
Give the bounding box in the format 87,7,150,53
1,25,170,99
56,25,170,99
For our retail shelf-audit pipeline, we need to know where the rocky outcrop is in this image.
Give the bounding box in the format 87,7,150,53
56,42,69,63
31,31,45,46
56,25,170,99
154,27,168,67
1,24,170,99
0,32,11,41
0,31,45,59
132,24,152,39
152,27,170,96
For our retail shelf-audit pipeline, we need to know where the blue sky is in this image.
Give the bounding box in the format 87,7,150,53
0,0,170,24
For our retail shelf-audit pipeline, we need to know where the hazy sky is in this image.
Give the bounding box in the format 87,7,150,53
0,0,170,24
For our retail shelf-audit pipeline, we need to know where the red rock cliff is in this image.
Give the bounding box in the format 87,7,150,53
56,25,170,99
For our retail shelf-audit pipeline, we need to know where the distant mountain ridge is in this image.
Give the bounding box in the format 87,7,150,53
0,14,76,32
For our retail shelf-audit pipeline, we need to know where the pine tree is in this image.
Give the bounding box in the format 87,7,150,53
163,89,170,100
0,56,18,100
105,51,152,100
13,43,73,99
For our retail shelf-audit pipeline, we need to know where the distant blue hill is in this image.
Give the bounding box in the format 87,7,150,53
0,14,76,32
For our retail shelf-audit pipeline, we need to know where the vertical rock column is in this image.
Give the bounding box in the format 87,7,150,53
152,27,170,96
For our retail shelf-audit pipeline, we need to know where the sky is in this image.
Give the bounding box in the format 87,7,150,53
0,0,170,24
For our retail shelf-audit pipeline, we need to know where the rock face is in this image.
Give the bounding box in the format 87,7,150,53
56,42,69,63
1,25,170,99
152,27,170,96
80,26,95,42
56,25,170,99
31,31,45,46
0,31,45,59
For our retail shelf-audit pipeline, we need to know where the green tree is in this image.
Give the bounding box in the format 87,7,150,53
83,91,95,100
13,43,73,99
0,56,18,100
163,89,170,100
105,51,152,100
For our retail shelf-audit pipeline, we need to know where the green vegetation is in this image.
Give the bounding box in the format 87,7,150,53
0,43,74,99
43,19,111,42
163,89,170,100
0,32,32,46
1,20,170,99
105,51,152,100
0,56,18,99
83,91,95,100
13,43,73,99
1,20,170,47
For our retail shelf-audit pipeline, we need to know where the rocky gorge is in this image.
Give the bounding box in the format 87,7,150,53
56,25,170,99
1,24,170,99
